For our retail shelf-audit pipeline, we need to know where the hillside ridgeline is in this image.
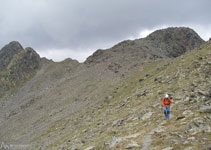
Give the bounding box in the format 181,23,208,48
0,27,210,150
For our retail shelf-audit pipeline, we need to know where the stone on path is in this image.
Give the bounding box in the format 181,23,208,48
126,141,140,149
200,106,211,113
85,146,95,150
142,112,153,120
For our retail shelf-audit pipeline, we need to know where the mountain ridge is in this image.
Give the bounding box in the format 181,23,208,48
28,40,211,150
85,27,204,65
0,27,210,150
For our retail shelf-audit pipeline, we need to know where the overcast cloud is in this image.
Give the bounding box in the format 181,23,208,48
0,0,211,62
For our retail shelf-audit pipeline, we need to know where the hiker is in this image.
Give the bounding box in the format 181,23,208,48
161,94,173,120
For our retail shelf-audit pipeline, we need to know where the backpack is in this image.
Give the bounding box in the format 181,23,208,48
164,98,170,105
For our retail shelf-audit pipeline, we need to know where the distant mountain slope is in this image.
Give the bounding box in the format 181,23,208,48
0,27,207,150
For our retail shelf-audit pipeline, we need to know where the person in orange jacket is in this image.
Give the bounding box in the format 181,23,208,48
161,94,173,120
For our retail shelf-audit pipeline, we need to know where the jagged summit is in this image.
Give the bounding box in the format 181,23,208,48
1,41,24,53
0,42,41,96
0,41,25,72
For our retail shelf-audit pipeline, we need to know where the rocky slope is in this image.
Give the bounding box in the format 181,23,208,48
33,39,210,150
0,27,209,150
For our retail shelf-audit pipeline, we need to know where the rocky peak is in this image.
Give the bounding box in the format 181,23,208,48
1,41,24,53
0,41,24,71
146,27,201,42
145,27,205,57
0,43,41,97
85,27,205,65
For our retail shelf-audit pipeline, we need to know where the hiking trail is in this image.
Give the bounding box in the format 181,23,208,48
141,120,166,150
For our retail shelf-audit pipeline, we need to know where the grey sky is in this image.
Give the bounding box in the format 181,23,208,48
0,0,211,62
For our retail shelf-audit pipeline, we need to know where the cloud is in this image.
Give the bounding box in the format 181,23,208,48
0,0,210,62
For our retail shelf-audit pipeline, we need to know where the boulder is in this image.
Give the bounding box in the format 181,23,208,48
112,119,124,127
110,136,117,147
126,141,140,149
183,110,193,116
154,126,165,133
176,116,185,120
142,112,153,120
199,106,211,113
197,89,208,96
84,146,95,150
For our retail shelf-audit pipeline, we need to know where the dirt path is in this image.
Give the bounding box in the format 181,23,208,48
141,122,164,150
141,131,153,150
141,128,156,150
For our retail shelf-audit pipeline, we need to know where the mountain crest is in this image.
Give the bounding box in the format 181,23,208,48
1,41,24,53
0,41,25,72
145,27,205,57
0,28,210,150
85,27,204,64
0,42,41,97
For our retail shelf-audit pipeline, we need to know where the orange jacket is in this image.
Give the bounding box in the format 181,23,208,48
161,98,172,107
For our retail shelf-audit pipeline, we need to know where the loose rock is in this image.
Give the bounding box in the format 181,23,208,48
126,141,140,149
